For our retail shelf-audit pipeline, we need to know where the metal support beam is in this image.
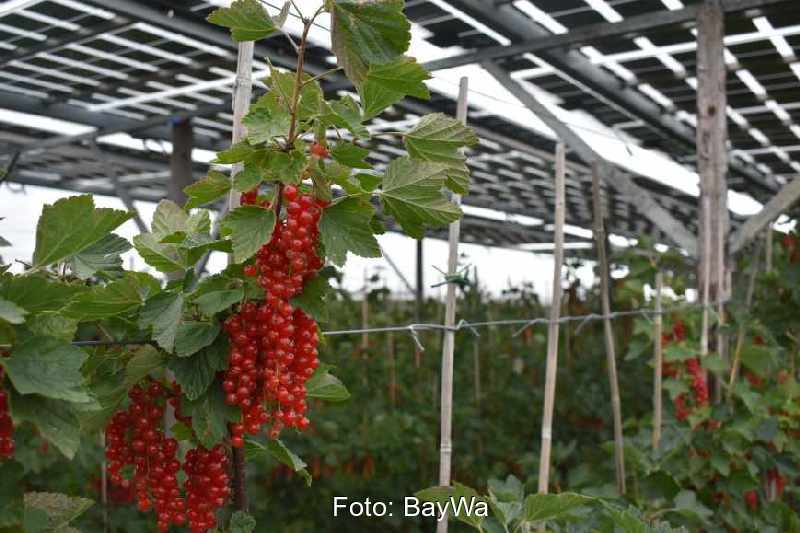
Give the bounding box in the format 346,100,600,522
449,0,771,193
0,19,132,68
484,61,698,255
423,0,786,72
730,176,800,253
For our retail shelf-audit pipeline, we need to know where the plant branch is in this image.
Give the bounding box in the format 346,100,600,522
231,443,248,511
285,18,313,147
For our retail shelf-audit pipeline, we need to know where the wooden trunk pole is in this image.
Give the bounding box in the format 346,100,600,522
537,142,566,495
697,0,729,382
591,163,626,495
728,240,761,399
652,272,664,451
228,40,254,513
436,77,469,533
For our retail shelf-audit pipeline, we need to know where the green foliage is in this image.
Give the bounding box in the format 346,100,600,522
23,492,93,531
245,439,311,486
330,0,411,85
221,205,277,264
319,197,381,266
380,156,462,238
305,364,350,402
32,195,132,270
207,0,288,42
183,170,232,209
229,511,257,533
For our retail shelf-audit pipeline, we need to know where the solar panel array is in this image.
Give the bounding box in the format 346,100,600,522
0,0,795,249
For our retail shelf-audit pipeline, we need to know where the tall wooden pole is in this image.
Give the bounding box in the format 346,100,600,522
537,142,566,495
765,223,774,272
697,0,729,385
591,163,626,495
168,118,194,204
436,77,469,533
228,40,254,513
652,272,664,451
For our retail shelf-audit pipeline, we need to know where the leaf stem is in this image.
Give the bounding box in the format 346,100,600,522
302,67,343,87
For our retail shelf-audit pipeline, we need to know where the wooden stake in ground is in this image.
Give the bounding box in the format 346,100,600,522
591,163,626,495
652,272,664,451
765,223,774,272
228,40,255,513
361,268,369,352
436,77,469,533
537,142,566,495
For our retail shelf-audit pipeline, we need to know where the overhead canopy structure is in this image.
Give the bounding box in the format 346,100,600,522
0,0,798,251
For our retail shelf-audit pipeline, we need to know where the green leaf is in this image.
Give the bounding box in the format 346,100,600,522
184,171,232,209
133,233,186,274
331,142,372,169
24,492,93,530
702,354,728,373
415,483,486,528
23,506,48,533
174,321,221,358
663,344,696,362
290,267,336,323
741,344,777,377
221,206,276,263
244,439,311,486
233,165,263,193
32,195,132,269
12,393,81,459
230,511,257,533
361,56,431,119
64,272,156,320
306,364,350,402
0,298,25,325
404,113,477,194
170,421,194,441
2,337,90,404
151,200,188,238
124,346,167,388
521,493,594,523
0,274,86,314
319,197,381,266
380,156,462,238
322,96,369,139
168,337,228,401
207,0,285,42
195,288,244,317
330,0,411,85
262,150,307,185
67,233,131,279
671,490,712,523
139,292,184,352
183,382,240,449
214,141,257,164
243,106,291,145
26,312,78,342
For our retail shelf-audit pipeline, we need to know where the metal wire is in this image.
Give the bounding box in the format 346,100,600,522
0,301,712,353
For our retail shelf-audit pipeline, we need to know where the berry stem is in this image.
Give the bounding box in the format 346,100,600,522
231,446,248,512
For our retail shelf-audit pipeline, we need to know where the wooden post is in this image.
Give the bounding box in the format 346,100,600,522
228,40,255,513
168,118,194,204
361,268,369,351
436,77,469,533
652,272,664,451
591,162,626,495
537,142,566,495
416,239,424,322
697,0,730,382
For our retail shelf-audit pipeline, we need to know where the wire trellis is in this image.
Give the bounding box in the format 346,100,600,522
0,302,713,353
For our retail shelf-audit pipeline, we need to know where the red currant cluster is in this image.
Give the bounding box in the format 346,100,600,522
0,366,13,460
184,445,230,532
223,185,326,445
105,381,186,531
672,358,708,422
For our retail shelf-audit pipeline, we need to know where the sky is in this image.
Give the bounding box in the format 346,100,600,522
0,0,795,300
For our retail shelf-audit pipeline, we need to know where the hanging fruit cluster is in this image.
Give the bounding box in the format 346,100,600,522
105,380,230,532
661,319,709,422
224,184,326,446
0,365,13,460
